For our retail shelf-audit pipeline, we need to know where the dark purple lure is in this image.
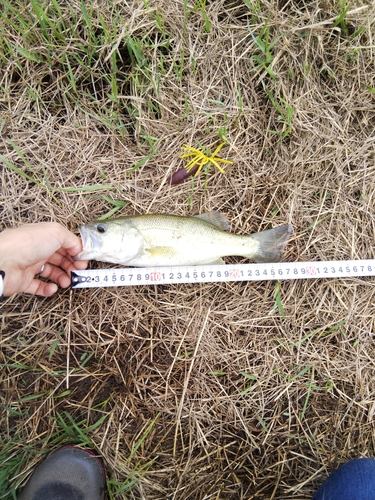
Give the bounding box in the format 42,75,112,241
169,164,199,185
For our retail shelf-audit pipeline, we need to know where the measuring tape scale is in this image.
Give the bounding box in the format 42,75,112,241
71,259,375,289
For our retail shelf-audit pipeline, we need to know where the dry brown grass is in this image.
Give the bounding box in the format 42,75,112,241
1,0,375,498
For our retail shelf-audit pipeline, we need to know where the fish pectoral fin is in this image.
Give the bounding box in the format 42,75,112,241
147,246,178,258
193,211,231,231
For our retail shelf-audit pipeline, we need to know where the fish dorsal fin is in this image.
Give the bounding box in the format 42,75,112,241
194,211,231,231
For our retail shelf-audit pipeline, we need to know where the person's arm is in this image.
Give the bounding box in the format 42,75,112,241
0,222,88,297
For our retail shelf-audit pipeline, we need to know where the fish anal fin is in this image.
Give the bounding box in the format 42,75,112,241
207,258,226,265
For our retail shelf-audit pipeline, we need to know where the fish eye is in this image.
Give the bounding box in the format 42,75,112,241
96,224,107,234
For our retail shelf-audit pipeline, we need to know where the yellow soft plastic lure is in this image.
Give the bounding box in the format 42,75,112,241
180,143,233,176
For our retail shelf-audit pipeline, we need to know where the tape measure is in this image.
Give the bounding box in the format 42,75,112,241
71,259,375,288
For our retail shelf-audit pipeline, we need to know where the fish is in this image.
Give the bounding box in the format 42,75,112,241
75,212,292,267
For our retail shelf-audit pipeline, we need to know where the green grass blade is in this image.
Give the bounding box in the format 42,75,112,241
1,154,41,185
57,184,114,192
11,44,41,62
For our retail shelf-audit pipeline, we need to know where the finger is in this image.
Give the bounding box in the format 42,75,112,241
24,279,58,297
45,251,88,273
72,259,88,270
55,226,84,256
39,262,71,288
37,222,83,257
47,249,75,267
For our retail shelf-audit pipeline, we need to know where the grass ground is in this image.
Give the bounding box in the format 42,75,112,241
1,0,375,498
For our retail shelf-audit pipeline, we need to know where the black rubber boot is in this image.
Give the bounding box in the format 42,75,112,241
17,446,105,500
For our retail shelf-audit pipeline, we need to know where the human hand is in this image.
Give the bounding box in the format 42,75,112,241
0,222,88,297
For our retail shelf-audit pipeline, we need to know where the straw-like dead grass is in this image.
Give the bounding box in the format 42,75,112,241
1,0,375,498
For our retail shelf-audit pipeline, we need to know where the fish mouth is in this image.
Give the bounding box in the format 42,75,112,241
74,225,100,260
79,225,91,251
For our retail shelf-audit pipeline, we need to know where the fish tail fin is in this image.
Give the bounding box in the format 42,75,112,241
249,224,293,263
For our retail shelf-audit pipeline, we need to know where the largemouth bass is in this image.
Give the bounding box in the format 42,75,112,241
75,212,292,266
